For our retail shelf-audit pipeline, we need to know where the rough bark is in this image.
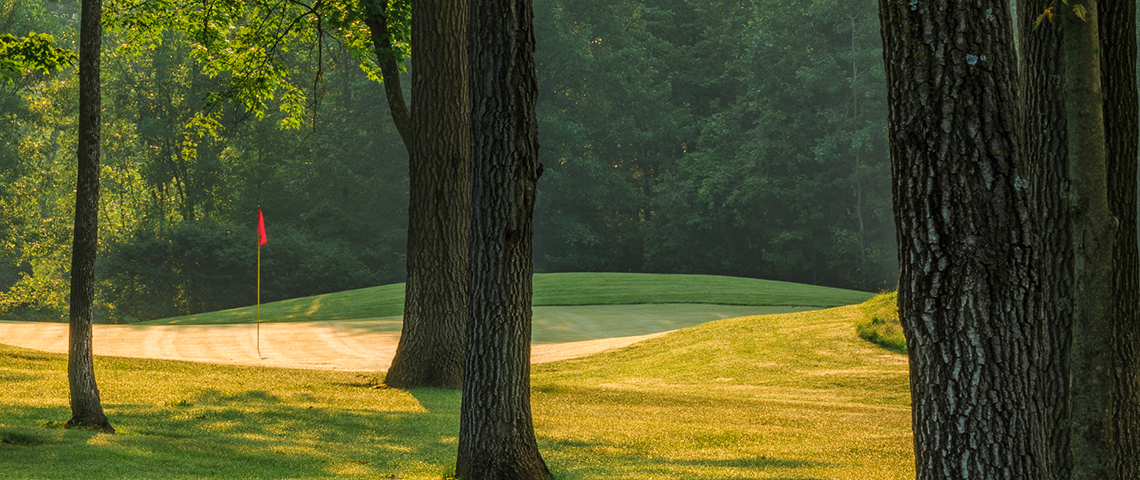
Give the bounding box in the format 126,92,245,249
67,0,113,434
384,0,470,390
1063,2,1117,478
1017,0,1072,476
1099,0,1140,474
878,0,1045,477
454,0,551,475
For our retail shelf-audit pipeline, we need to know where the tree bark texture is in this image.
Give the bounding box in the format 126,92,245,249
67,0,113,434
384,0,470,390
1063,3,1117,478
455,0,551,476
1017,0,1072,476
1099,0,1140,474
362,0,413,149
878,0,1045,477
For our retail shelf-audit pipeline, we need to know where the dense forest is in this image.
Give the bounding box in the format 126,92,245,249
0,0,896,322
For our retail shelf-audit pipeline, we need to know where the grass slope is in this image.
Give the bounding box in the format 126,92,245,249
144,272,873,325
854,291,904,354
0,302,911,479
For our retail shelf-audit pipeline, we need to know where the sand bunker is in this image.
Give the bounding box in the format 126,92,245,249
0,305,807,371
0,320,671,371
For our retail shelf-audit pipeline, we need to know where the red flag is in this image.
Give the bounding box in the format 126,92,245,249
258,210,267,246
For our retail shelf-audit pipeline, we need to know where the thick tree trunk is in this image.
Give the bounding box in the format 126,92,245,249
384,0,470,390
454,0,551,476
1099,0,1140,474
1063,3,1117,478
67,0,113,434
878,0,1045,477
1017,0,1072,476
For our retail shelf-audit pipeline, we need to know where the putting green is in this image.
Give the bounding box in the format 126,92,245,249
139,272,872,326
531,304,815,343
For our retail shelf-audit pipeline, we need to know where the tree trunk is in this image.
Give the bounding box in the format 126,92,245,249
384,0,470,390
1098,0,1140,475
455,0,551,476
67,0,113,434
878,0,1046,477
1017,0,1072,476
362,0,412,150
1063,3,1117,478
1020,2,1139,476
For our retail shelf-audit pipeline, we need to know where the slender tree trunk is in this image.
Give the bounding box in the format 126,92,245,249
1020,2,1140,476
850,14,867,266
1017,0,1072,476
362,0,412,149
67,0,113,434
384,0,470,390
878,0,1046,477
1099,0,1140,474
455,0,551,475
1063,2,1117,478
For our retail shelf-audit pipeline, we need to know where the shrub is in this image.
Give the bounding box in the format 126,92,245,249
97,220,394,322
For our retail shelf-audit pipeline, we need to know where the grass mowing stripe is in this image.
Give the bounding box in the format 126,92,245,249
0,299,911,479
142,273,873,326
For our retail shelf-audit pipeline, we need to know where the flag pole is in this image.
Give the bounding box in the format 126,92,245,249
256,208,266,358
257,238,261,358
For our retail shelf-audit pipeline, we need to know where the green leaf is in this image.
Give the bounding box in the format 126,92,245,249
1072,3,1088,20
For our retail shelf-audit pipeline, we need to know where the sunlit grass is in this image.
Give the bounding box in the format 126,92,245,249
854,291,905,354
143,272,873,325
0,347,459,479
1,298,912,479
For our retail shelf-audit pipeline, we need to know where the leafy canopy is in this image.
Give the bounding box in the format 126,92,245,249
104,0,409,130
0,32,76,84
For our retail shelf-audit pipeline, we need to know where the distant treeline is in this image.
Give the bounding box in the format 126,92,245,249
0,0,896,322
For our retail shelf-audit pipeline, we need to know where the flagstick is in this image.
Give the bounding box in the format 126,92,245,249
257,241,262,358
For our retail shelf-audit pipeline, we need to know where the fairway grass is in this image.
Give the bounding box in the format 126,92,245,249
854,291,904,354
142,272,873,325
1,303,912,479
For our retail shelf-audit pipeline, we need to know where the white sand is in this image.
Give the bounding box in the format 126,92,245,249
0,320,669,371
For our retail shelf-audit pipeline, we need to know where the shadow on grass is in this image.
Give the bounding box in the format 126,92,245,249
408,387,463,413
0,388,463,479
544,436,826,480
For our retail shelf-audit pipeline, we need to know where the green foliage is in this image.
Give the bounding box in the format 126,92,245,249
533,0,897,291
104,0,410,130
854,291,904,354
0,0,79,320
97,220,394,322
2,2,409,320
533,0,693,272
98,221,253,321
0,32,75,84
2,0,901,318
0,305,913,479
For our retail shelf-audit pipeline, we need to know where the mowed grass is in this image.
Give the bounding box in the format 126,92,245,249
0,302,913,479
854,291,904,354
144,272,873,325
